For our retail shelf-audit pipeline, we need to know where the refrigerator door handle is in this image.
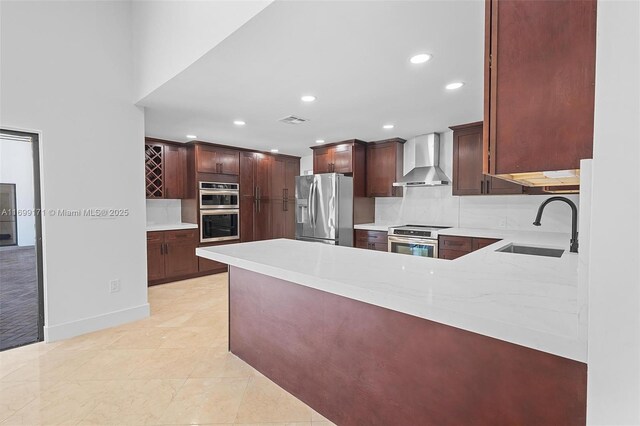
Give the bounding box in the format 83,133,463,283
309,180,316,227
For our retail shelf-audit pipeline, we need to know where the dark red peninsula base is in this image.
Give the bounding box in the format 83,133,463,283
228,266,587,426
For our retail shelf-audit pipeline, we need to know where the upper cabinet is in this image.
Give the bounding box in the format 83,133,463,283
311,140,367,197
484,0,596,188
450,122,523,196
366,138,405,198
144,139,187,199
195,144,240,175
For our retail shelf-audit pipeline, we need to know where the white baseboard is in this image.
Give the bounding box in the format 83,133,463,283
43,303,150,342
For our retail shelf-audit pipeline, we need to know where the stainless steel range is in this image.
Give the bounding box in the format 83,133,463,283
388,225,451,258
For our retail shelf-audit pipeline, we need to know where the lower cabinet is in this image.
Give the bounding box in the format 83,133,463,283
198,256,227,274
146,229,199,285
438,235,501,260
355,230,388,252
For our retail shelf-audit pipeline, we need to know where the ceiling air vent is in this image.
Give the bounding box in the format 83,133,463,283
279,115,309,125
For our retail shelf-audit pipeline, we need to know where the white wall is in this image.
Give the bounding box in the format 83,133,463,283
0,1,149,340
300,155,313,176
132,0,273,102
375,131,580,234
587,0,640,424
0,138,35,246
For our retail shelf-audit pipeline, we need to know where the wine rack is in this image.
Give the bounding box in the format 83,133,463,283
145,143,164,198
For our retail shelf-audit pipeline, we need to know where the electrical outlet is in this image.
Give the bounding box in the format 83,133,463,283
498,217,508,229
109,279,121,293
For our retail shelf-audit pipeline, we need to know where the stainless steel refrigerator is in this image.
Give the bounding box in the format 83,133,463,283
295,173,353,246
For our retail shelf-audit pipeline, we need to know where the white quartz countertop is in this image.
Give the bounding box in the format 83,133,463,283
146,223,198,232
197,229,586,362
354,223,398,232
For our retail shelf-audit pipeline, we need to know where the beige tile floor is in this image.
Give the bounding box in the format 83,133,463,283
0,273,335,426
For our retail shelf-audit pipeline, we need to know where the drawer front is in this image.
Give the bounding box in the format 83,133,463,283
165,229,198,242
355,229,388,242
439,249,468,260
439,235,472,252
146,231,164,243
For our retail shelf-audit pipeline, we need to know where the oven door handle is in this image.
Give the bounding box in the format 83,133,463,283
388,236,439,253
203,209,239,215
200,190,239,196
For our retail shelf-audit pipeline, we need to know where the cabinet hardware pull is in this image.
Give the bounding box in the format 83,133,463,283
164,243,168,254
480,180,484,194
486,179,491,193
160,244,164,255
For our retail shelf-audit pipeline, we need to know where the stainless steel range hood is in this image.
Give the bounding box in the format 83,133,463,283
393,133,450,187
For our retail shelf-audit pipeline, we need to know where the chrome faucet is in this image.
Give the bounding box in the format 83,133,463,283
533,196,579,253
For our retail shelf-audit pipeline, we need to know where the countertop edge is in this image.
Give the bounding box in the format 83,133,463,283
196,245,587,362
146,223,198,232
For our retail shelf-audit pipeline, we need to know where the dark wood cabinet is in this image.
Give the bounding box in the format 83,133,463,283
355,230,388,252
484,0,596,187
240,152,299,242
146,229,198,285
366,138,405,198
198,256,227,274
313,147,333,174
438,234,501,260
450,122,524,196
311,140,367,197
195,144,239,175
146,232,165,281
270,156,299,239
145,139,187,199
164,229,198,278
163,144,187,199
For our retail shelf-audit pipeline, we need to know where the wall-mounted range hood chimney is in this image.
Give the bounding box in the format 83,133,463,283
393,133,450,187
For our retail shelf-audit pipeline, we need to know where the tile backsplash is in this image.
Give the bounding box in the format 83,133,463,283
146,199,182,224
376,187,580,233
375,130,580,233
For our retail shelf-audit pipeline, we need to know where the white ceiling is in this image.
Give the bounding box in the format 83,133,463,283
140,0,485,157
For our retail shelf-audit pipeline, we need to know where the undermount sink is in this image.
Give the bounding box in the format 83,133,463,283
496,243,564,258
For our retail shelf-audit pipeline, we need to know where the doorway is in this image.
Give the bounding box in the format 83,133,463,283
0,129,44,350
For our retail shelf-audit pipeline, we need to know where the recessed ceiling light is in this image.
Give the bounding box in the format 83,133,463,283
301,95,316,102
383,124,395,130
410,53,432,64
233,120,246,126
186,134,197,139
270,149,279,153
315,139,325,144
445,82,465,90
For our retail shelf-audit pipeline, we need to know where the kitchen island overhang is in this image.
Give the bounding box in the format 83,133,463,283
197,238,587,425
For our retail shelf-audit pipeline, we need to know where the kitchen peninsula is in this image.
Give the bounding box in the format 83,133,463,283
197,233,587,425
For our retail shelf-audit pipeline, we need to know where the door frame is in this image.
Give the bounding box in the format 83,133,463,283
0,128,45,343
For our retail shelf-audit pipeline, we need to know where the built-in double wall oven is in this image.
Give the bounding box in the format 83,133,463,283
199,182,240,243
